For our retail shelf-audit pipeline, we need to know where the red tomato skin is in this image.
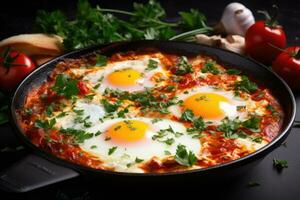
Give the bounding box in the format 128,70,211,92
77,81,89,95
245,21,286,65
272,46,300,91
0,51,36,93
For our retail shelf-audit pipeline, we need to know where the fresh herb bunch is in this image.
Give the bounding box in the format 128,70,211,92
34,0,212,50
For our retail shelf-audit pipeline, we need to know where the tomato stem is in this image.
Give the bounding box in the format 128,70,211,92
294,50,300,59
258,5,279,28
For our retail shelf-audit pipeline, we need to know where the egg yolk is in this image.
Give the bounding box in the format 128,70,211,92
107,68,142,86
183,93,230,119
107,120,149,143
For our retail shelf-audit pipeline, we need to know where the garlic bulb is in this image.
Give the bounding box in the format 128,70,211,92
219,2,255,36
195,34,245,54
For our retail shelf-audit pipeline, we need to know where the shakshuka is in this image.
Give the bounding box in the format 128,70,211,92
17,50,283,173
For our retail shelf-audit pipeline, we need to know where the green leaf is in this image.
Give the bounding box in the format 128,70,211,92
95,55,107,66
227,68,241,75
145,59,158,71
179,9,207,30
181,109,194,122
217,117,241,138
60,128,94,143
173,56,193,75
52,74,79,99
201,61,220,75
108,146,117,155
242,116,261,132
235,76,258,93
101,99,121,113
135,157,144,163
174,144,197,167
273,158,288,170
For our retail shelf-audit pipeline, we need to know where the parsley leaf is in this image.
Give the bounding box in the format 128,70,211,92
242,116,261,132
108,146,117,155
227,68,241,75
52,74,79,99
179,9,207,30
201,61,219,75
34,118,56,130
173,56,193,75
273,158,288,170
181,109,194,122
145,59,158,71
217,117,241,138
235,76,258,93
95,54,107,67
174,144,197,167
60,128,94,143
101,99,121,113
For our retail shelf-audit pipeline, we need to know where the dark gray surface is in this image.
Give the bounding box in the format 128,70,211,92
0,0,299,199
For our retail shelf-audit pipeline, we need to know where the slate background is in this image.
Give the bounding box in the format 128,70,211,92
0,0,299,199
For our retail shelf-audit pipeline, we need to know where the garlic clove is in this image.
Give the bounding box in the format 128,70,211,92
220,2,255,36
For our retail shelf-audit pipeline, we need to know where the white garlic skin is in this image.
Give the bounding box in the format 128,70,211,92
220,2,255,36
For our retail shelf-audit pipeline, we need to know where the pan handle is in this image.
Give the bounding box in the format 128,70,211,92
0,154,79,192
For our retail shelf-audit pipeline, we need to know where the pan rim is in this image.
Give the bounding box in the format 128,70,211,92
10,40,296,177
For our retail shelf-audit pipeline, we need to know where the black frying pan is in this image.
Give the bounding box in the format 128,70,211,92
1,41,296,192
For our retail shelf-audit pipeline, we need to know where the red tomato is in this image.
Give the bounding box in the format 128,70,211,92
272,46,300,90
245,21,286,65
77,81,90,95
0,49,36,93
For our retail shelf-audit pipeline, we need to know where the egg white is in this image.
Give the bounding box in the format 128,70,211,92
168,85,249,124
74,117,201,173
83,56,168,93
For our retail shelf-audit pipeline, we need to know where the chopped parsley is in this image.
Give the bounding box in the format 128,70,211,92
242,115,261,132
145,59,158,71
173,56,193,75
45,103,55,117
95,54,107,67
56,111,68,118
217,117,241,138
174,144,197,167
151,118,162,124
108,146,117,155
52,74,79,99
266,104,279,116
90,145,97,149
164,150,171,155
226,68,241,75
135,157,144,163
201,61,220,75
181,109,206,134
101,99,121,113
234,76,258,93
273,158,288,170
34,118,56,130
60,128,93,143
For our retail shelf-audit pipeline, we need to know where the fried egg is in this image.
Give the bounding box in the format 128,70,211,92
169,86,249,123
77,118,200,172
84,56,168,93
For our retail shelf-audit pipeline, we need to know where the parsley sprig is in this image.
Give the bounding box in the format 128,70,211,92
174,144,197,167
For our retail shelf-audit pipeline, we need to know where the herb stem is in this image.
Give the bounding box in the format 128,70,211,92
97,8,179,27
169,27,213,41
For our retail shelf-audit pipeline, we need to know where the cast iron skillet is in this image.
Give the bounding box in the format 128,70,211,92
0,41,296,192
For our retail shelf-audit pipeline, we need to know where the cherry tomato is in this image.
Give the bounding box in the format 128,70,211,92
245,21,286,65
0,48,36,93
77,81,90,95
272,46,300,90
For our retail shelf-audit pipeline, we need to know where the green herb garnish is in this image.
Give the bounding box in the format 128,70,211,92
174,144,197,167
52,74,79,99
235,76,258,93
145,59,158,71
273,158,288,170
173,56,193,75
201,61,219,75
95,54,107,66
108,146,117,155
